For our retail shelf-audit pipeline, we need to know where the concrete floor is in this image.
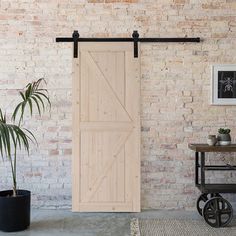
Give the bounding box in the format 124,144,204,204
0,209,201,236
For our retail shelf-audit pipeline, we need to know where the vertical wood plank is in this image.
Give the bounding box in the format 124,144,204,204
125,49,141,212
72,57,80,211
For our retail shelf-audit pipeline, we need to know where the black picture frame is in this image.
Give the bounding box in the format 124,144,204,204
211,65,236,105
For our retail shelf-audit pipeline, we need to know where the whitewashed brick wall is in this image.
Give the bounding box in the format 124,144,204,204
0,0,236,209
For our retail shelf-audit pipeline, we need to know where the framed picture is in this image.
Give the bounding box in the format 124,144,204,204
211,64,236,105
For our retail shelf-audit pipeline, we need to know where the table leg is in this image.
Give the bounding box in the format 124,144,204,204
195,152,199,185
200,152,205,186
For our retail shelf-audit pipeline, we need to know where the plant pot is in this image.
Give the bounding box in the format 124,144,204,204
217,133,231,146
207,135,217,146
0,190,30,232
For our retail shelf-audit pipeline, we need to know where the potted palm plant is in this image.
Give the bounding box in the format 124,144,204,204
0,79,50,232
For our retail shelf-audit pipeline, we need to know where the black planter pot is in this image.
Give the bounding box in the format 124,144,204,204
0,190,31,232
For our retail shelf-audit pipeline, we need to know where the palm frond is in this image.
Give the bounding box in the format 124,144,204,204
0,122,35,159
0,108,6,123
12,78,51,124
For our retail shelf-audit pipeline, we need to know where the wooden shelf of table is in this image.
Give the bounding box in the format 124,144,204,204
188,143,236,152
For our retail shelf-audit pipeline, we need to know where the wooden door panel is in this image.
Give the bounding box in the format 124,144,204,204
72,42,140,212
91,52,125,106
80,52,130,122
80,131,130,203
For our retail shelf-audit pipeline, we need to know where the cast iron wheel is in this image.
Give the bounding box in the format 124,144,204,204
196,193,221,216
202,197,233,228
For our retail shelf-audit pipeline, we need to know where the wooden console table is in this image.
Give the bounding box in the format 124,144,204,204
188,143,236,228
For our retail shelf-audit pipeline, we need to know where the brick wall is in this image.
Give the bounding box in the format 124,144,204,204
0,0,236,209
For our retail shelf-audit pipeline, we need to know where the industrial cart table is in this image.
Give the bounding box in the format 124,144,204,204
189,143,236,228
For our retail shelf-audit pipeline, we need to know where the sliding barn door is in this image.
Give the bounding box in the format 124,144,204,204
72,43,140,212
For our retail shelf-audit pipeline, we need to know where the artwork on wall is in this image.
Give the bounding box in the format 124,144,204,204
211,64,236,105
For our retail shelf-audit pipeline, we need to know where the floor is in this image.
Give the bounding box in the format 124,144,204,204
0,209,201,236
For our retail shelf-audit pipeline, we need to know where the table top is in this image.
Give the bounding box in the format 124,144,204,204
188,143,236,152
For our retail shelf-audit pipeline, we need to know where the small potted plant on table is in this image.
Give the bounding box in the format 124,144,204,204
217,128,231,146
0,79,50,232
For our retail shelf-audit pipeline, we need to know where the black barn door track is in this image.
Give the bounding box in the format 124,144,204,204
56,30,200,58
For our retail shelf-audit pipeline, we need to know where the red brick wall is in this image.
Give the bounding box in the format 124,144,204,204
0,0,235,209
